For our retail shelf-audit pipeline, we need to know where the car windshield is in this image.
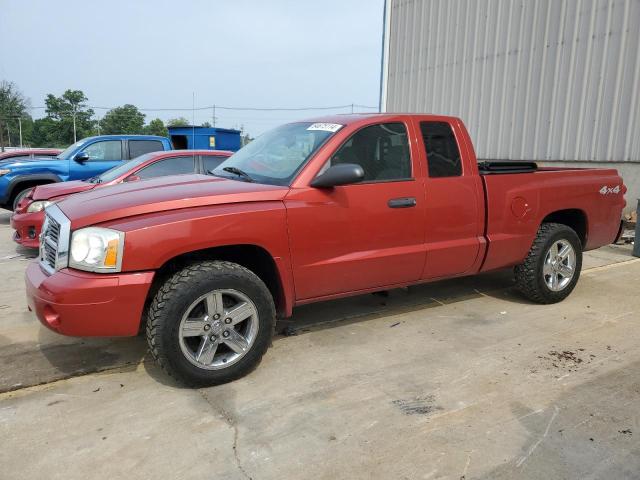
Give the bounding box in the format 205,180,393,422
56,138,90,160
212,122,341,185
87,152,156,183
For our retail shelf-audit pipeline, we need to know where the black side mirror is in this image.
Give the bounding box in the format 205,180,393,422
73,152,89,163
74,152,90,163
310,163,365,188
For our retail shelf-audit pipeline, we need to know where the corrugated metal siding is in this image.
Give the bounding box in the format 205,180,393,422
384,0,640,162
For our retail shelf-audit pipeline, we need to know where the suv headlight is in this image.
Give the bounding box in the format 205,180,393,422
0,169,10,176
27,200,52,213
69,227,125,272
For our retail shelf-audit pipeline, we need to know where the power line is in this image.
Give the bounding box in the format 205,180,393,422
25,103,379,112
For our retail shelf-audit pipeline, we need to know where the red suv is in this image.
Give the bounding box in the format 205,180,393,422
12,149,232,247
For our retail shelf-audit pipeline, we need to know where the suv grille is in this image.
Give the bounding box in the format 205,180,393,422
39,205,70,274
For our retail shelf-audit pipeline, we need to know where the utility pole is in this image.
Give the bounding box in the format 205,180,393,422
212,105,216,128
351,103,354,114
18,117,23,147
192,92,196,149
72,105,77,143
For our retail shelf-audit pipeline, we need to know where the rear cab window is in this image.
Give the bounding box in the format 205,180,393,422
420,121,462,178
129,140,164,159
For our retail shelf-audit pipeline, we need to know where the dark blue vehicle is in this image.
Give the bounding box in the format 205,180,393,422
0,135,173,210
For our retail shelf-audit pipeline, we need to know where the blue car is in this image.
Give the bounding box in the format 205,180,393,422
0,135,173,210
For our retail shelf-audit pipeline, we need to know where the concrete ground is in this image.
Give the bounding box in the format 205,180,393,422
0,210,639,480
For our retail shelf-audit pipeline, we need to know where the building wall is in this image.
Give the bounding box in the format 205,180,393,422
382,0,640,166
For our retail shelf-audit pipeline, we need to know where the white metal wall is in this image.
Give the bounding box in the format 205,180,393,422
382,0,640,162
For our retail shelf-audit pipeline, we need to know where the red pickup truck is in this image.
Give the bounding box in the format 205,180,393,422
25,114,625,386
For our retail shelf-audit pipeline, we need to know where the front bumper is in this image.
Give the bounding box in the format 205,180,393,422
11,211,44,248
25,261,155,337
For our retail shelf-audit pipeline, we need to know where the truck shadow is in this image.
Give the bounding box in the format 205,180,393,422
13,268,530,392
0,329,148,394
276,268,529,336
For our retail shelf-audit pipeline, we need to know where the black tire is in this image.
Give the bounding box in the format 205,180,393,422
514,223,583,304
146,261,275,387
12,187,33,211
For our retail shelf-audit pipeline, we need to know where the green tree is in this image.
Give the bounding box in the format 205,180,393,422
29,117,58,147
144,118,168,137
44,89,95,145
201,121,212,128
0,80,30,151
167,117,190,127
99,104,145,134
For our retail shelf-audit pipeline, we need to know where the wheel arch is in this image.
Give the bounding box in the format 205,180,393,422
541,209,588,248
147,244,290,319
7,174,62,204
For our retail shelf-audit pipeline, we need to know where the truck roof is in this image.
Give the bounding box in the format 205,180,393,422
297,113,462,127
81,134,170,141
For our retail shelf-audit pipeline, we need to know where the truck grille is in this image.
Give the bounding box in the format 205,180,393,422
39,205,71,274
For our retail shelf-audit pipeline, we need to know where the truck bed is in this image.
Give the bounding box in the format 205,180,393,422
479,166,625,272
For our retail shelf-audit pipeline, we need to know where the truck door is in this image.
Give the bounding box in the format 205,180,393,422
68,139,125,180
285,121,427,300
418,120,483,279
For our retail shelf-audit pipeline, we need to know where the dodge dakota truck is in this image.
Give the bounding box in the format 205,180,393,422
25,114,625,386
0,135,172,210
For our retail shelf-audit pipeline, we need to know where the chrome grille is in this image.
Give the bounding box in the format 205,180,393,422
39,205,71,274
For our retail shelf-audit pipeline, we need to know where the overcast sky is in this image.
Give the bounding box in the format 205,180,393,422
0,0,385,135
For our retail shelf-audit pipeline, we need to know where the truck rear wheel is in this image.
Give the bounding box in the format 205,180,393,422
146,261,275,387
514,223,582,304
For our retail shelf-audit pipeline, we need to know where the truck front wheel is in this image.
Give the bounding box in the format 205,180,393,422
514,223,583,304
146,261,275,386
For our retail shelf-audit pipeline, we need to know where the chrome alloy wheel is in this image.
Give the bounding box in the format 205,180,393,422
178,289,259,370
543,239,576,291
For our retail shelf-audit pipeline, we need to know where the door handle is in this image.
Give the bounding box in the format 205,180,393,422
388,197,417,208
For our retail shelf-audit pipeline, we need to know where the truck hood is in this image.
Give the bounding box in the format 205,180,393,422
0,157,62,168
0,157,65,170
33,180,95,201
56,174,290,228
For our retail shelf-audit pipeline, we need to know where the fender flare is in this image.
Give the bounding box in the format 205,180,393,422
5,173,62,202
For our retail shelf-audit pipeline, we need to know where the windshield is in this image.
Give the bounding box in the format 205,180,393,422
57,138,90,160
88,152,156,183
212,122,341,185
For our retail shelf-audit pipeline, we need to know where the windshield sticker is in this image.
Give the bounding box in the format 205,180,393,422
307,123,343,133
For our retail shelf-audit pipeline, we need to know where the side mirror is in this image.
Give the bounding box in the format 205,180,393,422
74,152,89,163
124,174,141,183
310,163,365,188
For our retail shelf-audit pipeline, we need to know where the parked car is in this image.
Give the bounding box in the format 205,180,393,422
12,149,233,248
25,114,625,386
0,148,62,161
0,135,173,210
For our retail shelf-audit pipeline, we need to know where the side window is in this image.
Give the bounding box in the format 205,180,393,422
135,156,195,180
420,121,462,178
328,122,411,182
129,140,164,158
202,155,229,173
82,141,123,161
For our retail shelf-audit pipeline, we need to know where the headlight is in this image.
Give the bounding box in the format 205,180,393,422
26,200,52,213
0,169,10,176
69,227,125,272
